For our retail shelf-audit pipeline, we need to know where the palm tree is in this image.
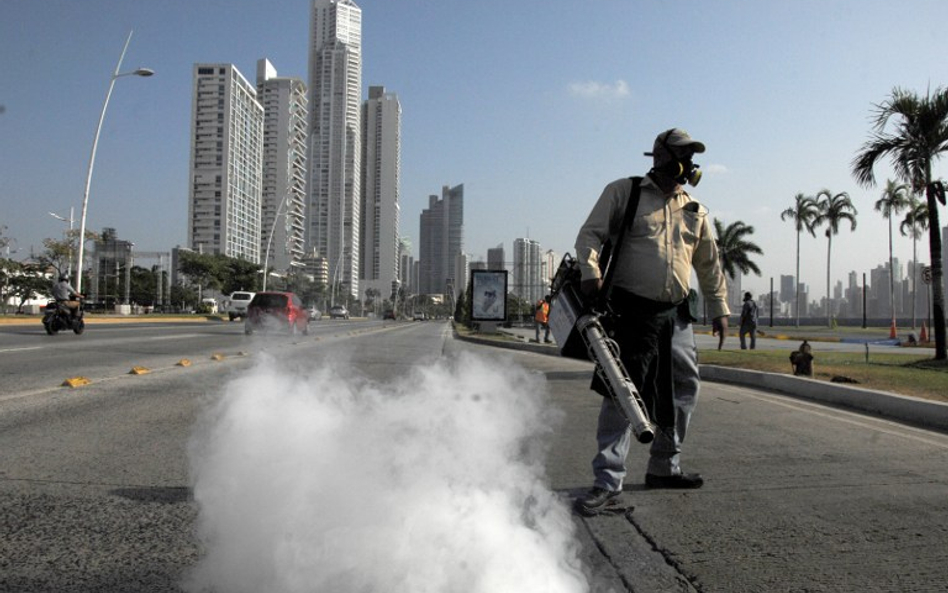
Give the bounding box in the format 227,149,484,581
874,179,909,328
852,86,948,360
899,195,929,329
813,190,858,327
781,193,820,327
713,219,763,308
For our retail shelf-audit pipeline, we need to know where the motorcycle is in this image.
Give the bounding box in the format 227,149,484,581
42,299,85,335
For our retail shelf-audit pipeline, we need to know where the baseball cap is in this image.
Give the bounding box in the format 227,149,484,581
644,128,706,157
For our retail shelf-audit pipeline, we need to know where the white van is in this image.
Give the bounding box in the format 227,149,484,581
201,298,219,314
224,291,255,321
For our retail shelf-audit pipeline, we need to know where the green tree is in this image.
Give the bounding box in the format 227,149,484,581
8,264,50,313
900,195,930,329
222,256,261,294
128,265,158,306
813,189,858,327
781,193,820,327
364,287,381,316
853,86,948,359
713,219,763,281
874,179,910,326
178,251,224,298
0,225,10,252
37,238,75,279
0,257,22,314
170,283,199,312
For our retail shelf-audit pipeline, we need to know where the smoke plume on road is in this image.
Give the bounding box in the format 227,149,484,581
185,351,589,593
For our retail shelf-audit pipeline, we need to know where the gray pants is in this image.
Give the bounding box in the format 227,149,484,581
740,326,757,349
591,314,699,491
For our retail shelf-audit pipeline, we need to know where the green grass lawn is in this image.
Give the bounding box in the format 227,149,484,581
698,348,948,403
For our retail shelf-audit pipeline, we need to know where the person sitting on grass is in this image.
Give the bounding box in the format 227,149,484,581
790,340,814,376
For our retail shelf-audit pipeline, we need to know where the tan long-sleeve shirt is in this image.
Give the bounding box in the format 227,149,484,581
574,175,731,320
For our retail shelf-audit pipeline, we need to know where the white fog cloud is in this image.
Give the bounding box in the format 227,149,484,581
185,352,588,593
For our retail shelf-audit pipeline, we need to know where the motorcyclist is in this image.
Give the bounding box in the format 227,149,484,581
51,275,83,320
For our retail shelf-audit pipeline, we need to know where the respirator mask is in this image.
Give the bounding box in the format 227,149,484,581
658,157,702,187
648,128,704,187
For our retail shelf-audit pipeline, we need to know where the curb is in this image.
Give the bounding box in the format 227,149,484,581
455,331,558,356
455,327,948,434
699,365,948,433
0,316,226,326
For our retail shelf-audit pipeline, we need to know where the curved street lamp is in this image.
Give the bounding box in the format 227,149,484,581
48,208,75,278
74,30,153,294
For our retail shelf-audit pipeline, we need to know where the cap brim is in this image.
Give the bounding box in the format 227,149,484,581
671,140,705,153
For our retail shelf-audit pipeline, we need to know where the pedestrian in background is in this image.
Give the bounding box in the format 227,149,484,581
534,295,552,343
790,340,814,376
739,292,758,350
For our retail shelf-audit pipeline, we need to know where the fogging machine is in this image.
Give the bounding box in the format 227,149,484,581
547,253,655,444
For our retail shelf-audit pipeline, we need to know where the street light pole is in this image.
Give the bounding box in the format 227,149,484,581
74,30,153,294
262,190,291,292
48,207,75,277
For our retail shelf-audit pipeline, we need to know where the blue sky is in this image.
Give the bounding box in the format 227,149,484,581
2,0,948,300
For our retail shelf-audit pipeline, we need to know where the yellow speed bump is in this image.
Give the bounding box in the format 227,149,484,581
129,366,150,375
211,353,225,361
176,359,192,367
62,376,91,388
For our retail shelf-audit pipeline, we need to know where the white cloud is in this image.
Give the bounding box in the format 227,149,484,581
703,163,729,175
568,79,630,100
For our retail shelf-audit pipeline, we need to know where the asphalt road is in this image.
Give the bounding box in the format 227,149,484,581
1,319,947,592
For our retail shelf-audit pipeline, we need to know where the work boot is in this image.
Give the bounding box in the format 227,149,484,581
573,487,620,516
645,472,704,489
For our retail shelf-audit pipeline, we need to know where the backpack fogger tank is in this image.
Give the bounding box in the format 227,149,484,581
547,254,655,444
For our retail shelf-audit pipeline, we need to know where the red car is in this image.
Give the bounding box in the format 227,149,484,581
244,291,309,335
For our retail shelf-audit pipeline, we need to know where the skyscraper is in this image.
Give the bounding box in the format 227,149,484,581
419,184,464,296
256,59,308,276
188,64,264,262
512,238,542,304
542,249,559,292
487,244,505,272
307,0,363,299
360,86,401,300
398,237,414,295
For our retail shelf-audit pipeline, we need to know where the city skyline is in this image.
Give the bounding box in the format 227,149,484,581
4,1,948,302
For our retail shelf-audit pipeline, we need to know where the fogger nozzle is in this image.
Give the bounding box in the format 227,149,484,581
547,254,655,444
576,314,655,443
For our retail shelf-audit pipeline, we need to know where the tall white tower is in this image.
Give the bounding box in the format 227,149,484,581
188,64,263,262
307,0,362,298
360,86,401,302
257,58,308,276
512,238,542,304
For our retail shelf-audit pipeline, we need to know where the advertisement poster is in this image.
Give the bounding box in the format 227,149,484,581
470,270,507,321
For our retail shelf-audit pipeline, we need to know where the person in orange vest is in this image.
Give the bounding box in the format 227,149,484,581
534,295,552,343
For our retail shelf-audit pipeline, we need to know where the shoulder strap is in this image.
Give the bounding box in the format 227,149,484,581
597,176,642,310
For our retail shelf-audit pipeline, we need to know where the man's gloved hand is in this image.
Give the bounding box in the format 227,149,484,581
580,278,602,299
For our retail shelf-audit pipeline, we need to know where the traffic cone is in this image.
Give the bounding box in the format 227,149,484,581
921,322,929,343
889,320,897,339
